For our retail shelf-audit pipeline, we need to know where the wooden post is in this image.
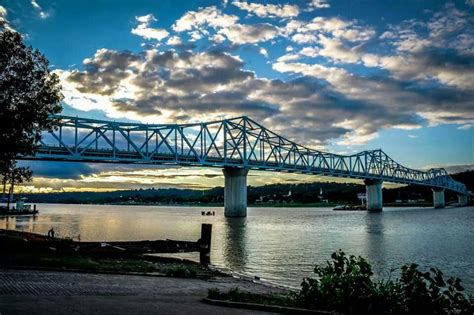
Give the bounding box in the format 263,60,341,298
199,223,212,265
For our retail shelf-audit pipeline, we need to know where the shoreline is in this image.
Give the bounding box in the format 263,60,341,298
1,201,440,208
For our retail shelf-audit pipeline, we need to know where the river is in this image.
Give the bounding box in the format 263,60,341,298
1,204,473,292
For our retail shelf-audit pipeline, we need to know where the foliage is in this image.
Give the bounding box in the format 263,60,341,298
0,29,63,173
296,250,474,314
163,265,197,278
207,287,295,307
2,163,32,208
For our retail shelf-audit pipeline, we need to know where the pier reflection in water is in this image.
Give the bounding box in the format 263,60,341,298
222,218,248,270
1,204,473,292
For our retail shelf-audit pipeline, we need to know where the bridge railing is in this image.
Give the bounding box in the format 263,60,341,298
22,115,468,195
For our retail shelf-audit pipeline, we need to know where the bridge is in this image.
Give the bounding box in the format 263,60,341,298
18,115,470,217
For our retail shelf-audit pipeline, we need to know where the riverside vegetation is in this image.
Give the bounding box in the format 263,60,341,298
208,250,474,314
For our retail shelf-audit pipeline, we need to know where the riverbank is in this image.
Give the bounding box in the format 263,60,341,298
1,228,291,313
0,228,218,279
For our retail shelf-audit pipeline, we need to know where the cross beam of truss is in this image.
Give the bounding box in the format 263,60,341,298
18,115,468,195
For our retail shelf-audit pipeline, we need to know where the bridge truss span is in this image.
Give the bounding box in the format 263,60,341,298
21,115,468,195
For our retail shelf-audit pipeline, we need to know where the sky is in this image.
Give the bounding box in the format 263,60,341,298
1,0,473,192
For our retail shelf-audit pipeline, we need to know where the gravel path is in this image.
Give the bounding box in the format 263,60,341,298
0,269,284,314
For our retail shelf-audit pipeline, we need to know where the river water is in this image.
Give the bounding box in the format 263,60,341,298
1,204,473,292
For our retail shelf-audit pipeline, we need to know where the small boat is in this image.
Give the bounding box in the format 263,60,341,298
0,198,39,216
201,211,215,216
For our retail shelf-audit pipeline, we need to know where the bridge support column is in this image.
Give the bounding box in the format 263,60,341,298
432,188,445,209
364,179,383,212
223,168,249,217
457,194,468,206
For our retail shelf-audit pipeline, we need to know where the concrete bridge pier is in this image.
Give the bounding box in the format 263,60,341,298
457,194,468,206
432,188,445,208
364,179,383,212
223,168,249,217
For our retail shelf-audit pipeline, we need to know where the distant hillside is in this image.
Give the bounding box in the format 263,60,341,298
451,170,474,192
18,170,473,206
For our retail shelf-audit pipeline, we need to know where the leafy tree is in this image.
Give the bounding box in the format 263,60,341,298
5,164,32,209
0,29,63,175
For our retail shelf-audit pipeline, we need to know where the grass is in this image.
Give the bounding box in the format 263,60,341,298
207,287,296,307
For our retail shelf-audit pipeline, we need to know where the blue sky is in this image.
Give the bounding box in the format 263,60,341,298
1,0,473,191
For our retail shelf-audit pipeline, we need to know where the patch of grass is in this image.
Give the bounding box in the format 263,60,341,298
162,264,198,278
207,287,296,307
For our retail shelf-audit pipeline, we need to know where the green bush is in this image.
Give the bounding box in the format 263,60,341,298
297,250,474,314
163,265,197,278
207,287,295,306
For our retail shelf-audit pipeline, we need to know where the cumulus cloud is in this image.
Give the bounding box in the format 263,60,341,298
132,14,169,41
172,6,279,45
283,16,376,46
31,0,50,19
259,47,268,58
232,1,300,18
218,23,279,44
166,35,182,46
308,0,330,9
173,6,238,32
49,1,473,149
57,35,473,149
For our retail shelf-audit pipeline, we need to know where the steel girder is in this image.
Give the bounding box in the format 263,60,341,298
17,115,468,195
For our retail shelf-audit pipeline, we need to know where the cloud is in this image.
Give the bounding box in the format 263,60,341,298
173,6,278,45
166,36,182,46
291,33,317,44
375,5,474,90
18,161,95,179
31,0,50,19
218,23,279,44
51,1,473,148
308,0,330,10
442,164,474,173
55,46,453,149
272,59,473,134
232,1,300,18
172,6,238,32
283,16,376,45
259,47,268,58
131,14,169,41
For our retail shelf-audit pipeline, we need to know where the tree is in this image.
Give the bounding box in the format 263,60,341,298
0,29,63,175
5,164,32,210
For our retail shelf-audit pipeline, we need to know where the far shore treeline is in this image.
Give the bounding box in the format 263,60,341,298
18,170,473,206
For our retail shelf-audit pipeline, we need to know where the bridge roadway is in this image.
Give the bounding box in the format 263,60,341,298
18,115,470,216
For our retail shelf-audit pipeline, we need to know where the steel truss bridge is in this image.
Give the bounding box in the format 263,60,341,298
19,115,468,195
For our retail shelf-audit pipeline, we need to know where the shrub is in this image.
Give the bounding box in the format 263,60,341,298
296,250,473,314
163,265,197,278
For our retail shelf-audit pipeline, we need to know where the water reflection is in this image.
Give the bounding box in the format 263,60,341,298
364,211,388,277
223,217,248,270
0,215,38,232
